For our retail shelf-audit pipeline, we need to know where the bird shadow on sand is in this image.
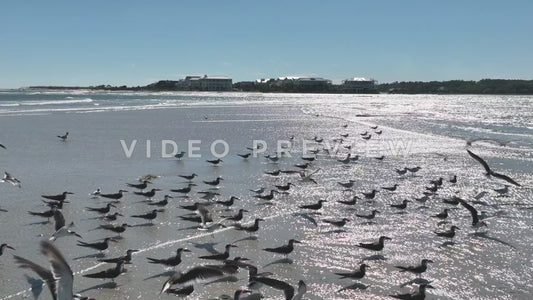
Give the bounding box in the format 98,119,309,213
337,282,370,292
143,270,175,281
469,232,516,249
76,282,118,293
25,221,50,226
189,241,220,254
322,229,347,234
178,225,202,231
25,275,44,300
73,252,106,260
360,254,386,262
232,236,258,243
0,208,9,212
131,223,155,227
263,258,293,268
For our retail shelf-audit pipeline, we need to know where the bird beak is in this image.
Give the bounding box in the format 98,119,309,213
110,204,117,208
243,209,250,212
132,249,140,252
75,233,82,238
126,224,133,227
111,239,118,243
427,260,434,263
239,257,250,261
384,237,392,240
241,290,252,294
6,245,15,250
230,245,238,248
293,240,302,244
67,192,74,194
183,248,192,252
426,284,435,289
167,195,174,198
117,213,124,216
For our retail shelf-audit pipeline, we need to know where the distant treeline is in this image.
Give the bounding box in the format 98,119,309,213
377,79,533,94
28,79,533,95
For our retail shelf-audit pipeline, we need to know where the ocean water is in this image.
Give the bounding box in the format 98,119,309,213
0,90,532,300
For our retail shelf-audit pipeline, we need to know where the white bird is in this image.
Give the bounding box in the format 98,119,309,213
1,171,21,187
13,241,84,300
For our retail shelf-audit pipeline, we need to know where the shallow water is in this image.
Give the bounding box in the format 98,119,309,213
0,91,532,299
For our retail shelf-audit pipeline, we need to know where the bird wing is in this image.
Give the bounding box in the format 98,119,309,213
466,150,491,174
41,241,73,300
252,277,294,300
53,210,66,231
161,266,224,293
491,171,521,187
14,255,58,300
458,198,479,225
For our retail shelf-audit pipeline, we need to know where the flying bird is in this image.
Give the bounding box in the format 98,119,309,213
467,150,520,186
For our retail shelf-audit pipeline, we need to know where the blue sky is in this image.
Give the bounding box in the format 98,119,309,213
1,1,532,88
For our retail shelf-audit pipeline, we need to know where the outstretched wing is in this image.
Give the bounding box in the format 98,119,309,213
14,255,57,300
457,198,479,225
53,210,66,231
466,150,491,174
41,241,74,300
491,171,521,187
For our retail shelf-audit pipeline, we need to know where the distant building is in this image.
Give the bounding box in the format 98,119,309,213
180,75,232,91
294,77,332,89
199,75,232,91
342,77,376,93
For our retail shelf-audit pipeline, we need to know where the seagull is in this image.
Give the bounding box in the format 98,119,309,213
1,243,15,256
99,249,139,264
237,152,252,159
171,183,196,194
199,244,237,261
406,166,421,174
248,276,297,300
434,225,459,239
50,210,82,241
457,198,487,228
134,188,160,198
337,196,359,205
160,266,230,294
204,176,224,186
390,200,410,210
431,209,449,220
1,171,21,187
299,200,326,211
83,261,128,282
334,263,369,279
390,283,434,300
147,248,191,267
86,203,116,214
206,158,223,165
395,259,433,277
356,210,380,220
216,196,240,208
126,180,151,190
174,151,186,160
42,191,74,201
382,184,398,192
232,218,265,235
221,209,249,222
77,238,117,252
395,168,408,175
323,218,350,228
100,189,128,200
357,236,391,251
98,223,132,235
89,188,101,198
263,239,301,257
13,241,88,300
131,209,159,223
57,132,69,141
179,173,198,181
467,150,520,186
493,185,509,197
338,180,356,188
362,189,378,199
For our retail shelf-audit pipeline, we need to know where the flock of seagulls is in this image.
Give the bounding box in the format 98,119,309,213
0,114,527,300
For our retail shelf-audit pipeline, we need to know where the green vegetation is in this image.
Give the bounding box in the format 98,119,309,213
28,79,533,95
377,79,533,94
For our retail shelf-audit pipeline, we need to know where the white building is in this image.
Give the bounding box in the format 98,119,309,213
342,77,376,93
294,77,332,88
199,75,232,91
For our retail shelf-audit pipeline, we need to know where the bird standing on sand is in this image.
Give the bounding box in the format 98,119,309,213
131,209,159,223
334,263,369,279
147,248,191,267
199,244,237,261
390,283,433,300
100,189,128,200
77,237,116,252
83,261,128,282
57,132,69,141
357,236,391,251
263,239,301,257
395,259,433,277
